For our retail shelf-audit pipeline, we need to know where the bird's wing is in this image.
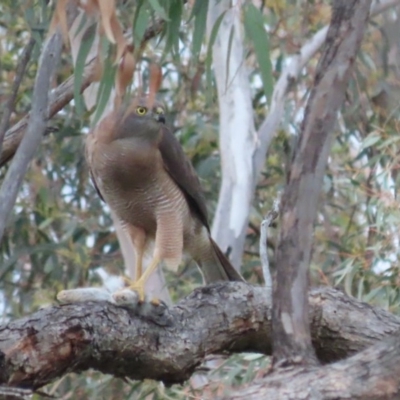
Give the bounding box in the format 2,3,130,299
89,168,105,202
158,125,210,231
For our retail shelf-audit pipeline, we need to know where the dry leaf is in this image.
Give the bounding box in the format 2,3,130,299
110,13,127,63
92,54,104,82
49,0,69,45
116,51,135,94
115,51,136,108
79,0,98,14
98,0,117,43
148,63,163,106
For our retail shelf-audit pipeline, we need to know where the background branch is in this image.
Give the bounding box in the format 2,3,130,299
0,58,96,167
260,196,280,302
0,282,399,390
272,0,372,366
0,27,64,243
229,330,400,400
0,19,165,168
253,0,400,180
0,37,36,155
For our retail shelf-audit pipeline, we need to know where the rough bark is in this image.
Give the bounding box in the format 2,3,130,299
0,283,399,391
229,330,400,400
272,0,372,366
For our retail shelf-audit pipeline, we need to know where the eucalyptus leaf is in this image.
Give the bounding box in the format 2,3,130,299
243,4,273,102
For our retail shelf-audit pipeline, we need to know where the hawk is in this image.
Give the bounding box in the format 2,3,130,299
86,97,243,300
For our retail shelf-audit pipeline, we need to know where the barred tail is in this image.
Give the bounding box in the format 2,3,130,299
198,237,244,283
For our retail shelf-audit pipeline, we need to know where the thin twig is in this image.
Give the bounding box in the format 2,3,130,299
0,30,64,243
0,37,36,156
260,195,280,303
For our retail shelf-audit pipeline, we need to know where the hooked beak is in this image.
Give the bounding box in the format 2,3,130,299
156,113,166,124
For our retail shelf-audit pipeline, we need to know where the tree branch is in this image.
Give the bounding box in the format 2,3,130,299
0,283,399,390
0,37,36,155
0,19,165,169
229,330,400,400
260,196,280,302
272,0,372,366
0,24,65,243
0,57,97,168
253,0,400,179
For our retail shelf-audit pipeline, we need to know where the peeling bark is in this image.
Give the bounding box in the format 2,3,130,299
0,283,399,391
207,0,256,269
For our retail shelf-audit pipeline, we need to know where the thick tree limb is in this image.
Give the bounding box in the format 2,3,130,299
0,283,399,390
229,330,400,400
272,0,371,366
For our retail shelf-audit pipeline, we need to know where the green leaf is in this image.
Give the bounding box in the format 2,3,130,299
92,50,117,126
73,12,89,38
164,0,183,58
24,6,35,27
191,0,209,60
243,4,273,103
148,0,169,20
225,25,235,88
205,11,227,100
377,135,400,149
133,7,150,49
133,1,150,48
360,133,381,150
73,24,96,117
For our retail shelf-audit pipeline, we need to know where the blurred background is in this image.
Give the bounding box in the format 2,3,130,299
1,0,400,398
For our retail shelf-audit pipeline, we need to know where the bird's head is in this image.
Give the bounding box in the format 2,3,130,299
130,97,166,124
115,97,166,141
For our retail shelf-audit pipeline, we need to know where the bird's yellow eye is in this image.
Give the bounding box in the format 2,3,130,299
136,106,147,115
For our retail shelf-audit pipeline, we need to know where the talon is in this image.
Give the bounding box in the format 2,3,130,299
150,298,161,306
122,276,135,286
126,283,146,302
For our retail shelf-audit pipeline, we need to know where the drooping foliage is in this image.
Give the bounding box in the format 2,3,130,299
0,0,400,397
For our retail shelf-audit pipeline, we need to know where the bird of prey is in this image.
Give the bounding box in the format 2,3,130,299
86,97,243,300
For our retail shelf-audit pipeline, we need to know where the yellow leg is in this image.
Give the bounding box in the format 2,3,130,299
135,247,144,281
128,255,161,301
122,248,144,287
122,225,146,284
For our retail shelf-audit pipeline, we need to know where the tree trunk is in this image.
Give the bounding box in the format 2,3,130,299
207,0,256,269
272,0,372,366
229,329,400,400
